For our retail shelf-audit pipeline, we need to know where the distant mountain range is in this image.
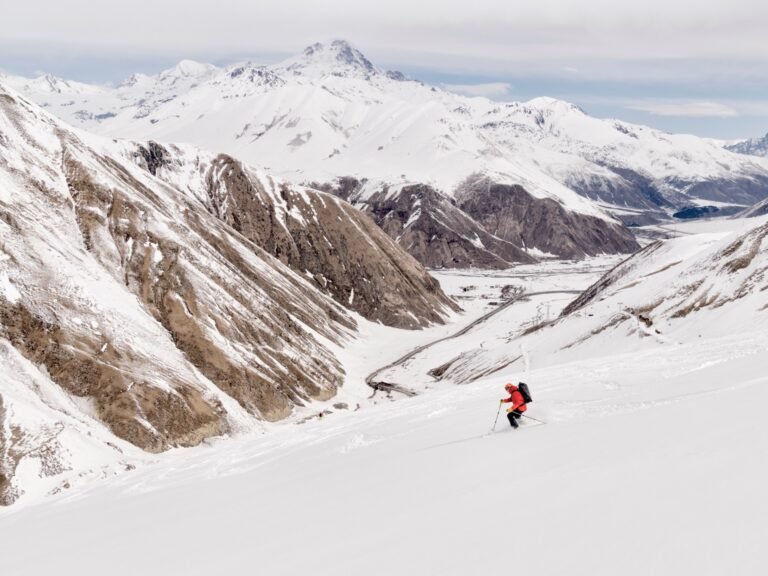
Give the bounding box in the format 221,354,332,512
8,40,768,265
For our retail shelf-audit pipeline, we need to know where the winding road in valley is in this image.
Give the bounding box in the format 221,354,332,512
365,289,583,397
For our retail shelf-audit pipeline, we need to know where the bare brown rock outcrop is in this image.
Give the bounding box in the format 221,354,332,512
3,84,458,503
316,179,535,268
456,177,640,259
61,151,351,422
317,176,639,269
0,300,229,452
151,152,459,328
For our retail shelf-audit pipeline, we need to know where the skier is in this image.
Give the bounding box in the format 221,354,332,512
500,383,527,428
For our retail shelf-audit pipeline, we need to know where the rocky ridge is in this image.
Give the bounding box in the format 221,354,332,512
0,84,454,504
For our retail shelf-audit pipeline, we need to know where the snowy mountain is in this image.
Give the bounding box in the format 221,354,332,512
128,141,456,326
7,41,768,234
316,176,638,266
0,83,454,504
726,132,768,158
2,74,766,570
2,42,653,265
727,133,768,217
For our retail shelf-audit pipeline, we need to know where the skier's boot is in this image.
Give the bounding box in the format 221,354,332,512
507,412,519,429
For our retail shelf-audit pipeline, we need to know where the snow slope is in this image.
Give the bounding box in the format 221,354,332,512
7,41,768,223
1,264,765,575
1,216,766,572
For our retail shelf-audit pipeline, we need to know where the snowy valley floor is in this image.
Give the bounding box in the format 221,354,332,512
1,255,767,575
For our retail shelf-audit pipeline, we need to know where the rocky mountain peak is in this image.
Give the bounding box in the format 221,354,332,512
118,72,150,88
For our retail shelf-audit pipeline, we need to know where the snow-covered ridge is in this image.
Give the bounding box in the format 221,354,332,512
6,40,768,228
280,40,378,77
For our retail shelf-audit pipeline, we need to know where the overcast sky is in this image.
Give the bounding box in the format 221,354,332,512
2,0,767,138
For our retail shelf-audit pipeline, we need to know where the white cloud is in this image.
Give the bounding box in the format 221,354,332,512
2,0,768,68
627,100,740,118
442,82,512,98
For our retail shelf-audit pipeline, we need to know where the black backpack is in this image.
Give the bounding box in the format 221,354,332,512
518,382,533,404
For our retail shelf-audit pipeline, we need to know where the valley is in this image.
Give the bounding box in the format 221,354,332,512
2,23,767,575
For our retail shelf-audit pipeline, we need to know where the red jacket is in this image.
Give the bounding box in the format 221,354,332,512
502,386,527,412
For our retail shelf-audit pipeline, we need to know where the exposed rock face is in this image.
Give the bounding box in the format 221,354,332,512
0,87,352,457
366,184,537,268
60,149,351,422
135,149,457,327
202,156,456,327
316,179,535,268
317,175,639,266
0,84,457,504
135,141,170,176
0,336,148,506
0,300,229,452
456,177,640,259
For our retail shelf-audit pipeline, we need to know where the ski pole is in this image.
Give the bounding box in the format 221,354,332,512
491,403,502,431
520,413,546,425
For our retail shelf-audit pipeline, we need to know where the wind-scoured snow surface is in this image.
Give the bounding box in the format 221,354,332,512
7,40,768,220
1,218,767,574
